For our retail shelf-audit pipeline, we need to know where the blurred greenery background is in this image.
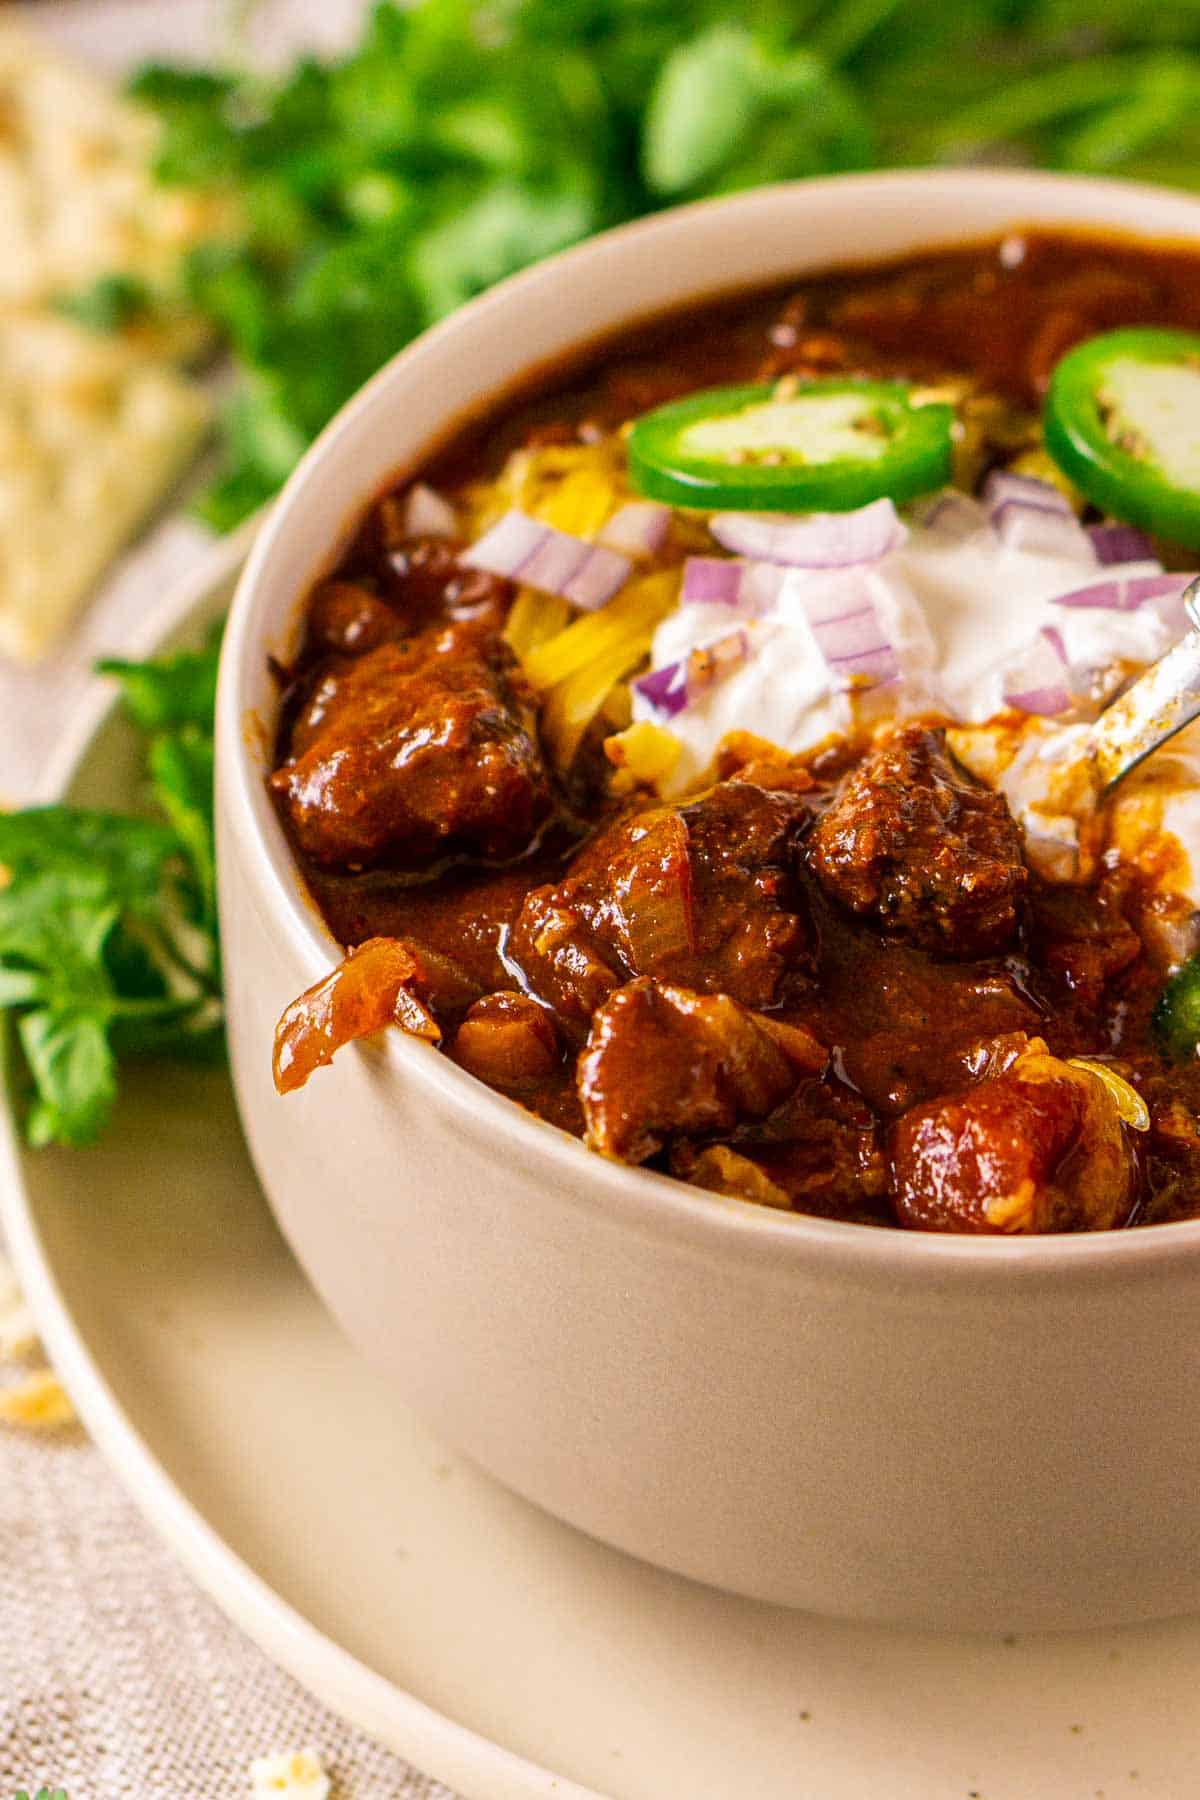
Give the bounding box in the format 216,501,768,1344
94,0,1200,527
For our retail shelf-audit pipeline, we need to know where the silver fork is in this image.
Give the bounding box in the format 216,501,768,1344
1090,575,1200,789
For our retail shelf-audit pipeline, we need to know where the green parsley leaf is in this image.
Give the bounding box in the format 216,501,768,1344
55,273,156,333
96,631,222,734
97,1,1200,524
411,176,598,320
0,636,225,1148
148,726,217,934
20,1010,118,1151
642,24,771,195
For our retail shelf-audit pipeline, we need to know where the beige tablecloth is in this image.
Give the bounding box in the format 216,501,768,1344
0,1426,460,1799
0,9,466,1793
0,520,466,1800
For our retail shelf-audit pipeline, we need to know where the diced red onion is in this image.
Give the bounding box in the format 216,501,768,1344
463,509,543,575
401,482,459,538
1087,523,1156,566
1052,571,1196,614
562,546,634,610
709,498,906,568
681,556,745,606
813,605,887,660
463,508,631,610
1007,682,1073,717
680,556,784,615
830,642,901,684
521,530,592,595
918,491,990,539
634,629,751,718
800,582,898,688
633,661,688,717
992,499,1096,561
982,468,1095,559
598,500,671,558
1002,626,1073,717
982,469,1071,514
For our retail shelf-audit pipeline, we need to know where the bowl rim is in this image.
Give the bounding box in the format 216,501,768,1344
218,166,1200,1282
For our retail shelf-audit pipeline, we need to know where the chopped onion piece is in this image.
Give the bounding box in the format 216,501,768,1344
400,482,459,538
681,556,745,606
830,641,901,684
919,490,990,539
613,809,696,968
983,467,1093,559
562,547,634,611
992,499,1096,561
634,660,689,717
1007,682,1073,717
982,469,1072,514
1002,626,1073,716
680,556,784,614
598,500,671,558
1088,522,1156,565
813,604,887,660
463,508,631,610
1052,570,1196,613
1067,1059,1150,1132
463,508,542,574
635,628,751,718
709,497,906,567
797,578,899,689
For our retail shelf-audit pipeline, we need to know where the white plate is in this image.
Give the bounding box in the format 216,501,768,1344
6,537,1200,1800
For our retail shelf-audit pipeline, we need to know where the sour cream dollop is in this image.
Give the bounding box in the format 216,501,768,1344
634,507,1174,792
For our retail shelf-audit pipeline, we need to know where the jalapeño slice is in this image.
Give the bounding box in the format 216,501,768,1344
627,379,955,513
1045,328,1200,550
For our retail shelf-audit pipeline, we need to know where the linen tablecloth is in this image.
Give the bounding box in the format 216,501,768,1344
0,517,467,1800
0,8,467,1792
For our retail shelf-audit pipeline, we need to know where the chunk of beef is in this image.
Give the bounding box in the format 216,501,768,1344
271,625,553,870
809,725,1027,958
506,780,812,1036
579,977,826,1165
892,1045,1138,1233
1029,878,1140,1011
672,1077,889,1222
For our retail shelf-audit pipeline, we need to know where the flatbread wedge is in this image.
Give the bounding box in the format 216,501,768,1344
0,23,227,313
0,312,210,661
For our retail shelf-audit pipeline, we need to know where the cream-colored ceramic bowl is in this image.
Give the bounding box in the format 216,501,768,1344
217,171,1200,1632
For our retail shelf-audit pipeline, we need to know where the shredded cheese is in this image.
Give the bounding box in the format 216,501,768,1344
0,1369,76,1431
249,1749,331,1798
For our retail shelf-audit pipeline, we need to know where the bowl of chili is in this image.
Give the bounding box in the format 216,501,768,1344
217,170,1200,1630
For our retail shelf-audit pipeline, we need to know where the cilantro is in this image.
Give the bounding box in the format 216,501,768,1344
54,273,156,333
112,1,1200,529
642,25,873,196
27,0,1200,1154
95,633,221,733
0,637,223,1150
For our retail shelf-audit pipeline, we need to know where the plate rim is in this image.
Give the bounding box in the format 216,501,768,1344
0,526,605,1800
